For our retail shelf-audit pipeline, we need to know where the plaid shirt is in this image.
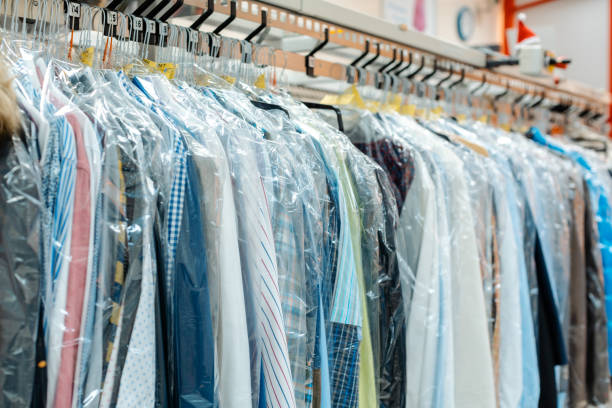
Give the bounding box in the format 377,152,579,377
328,323,361,408
308,136,362,408
353,138,415,213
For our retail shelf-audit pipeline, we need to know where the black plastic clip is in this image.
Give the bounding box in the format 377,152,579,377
304,102,344,132
407,55,425,79
361,42,380,69
190,0,214,30
213,0,236,35
245,9,267,42
448,67,465,88
305,28,329,77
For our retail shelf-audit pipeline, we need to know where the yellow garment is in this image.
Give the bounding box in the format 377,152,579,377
336,153,378,408
454,135,489,158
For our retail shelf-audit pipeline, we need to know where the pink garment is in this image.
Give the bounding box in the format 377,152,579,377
413,0,426,32
53,112,91,408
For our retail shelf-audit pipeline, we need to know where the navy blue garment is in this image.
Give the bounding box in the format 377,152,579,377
174,156,215,407
535,231,568,408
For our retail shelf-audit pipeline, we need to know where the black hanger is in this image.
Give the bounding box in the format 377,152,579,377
304,102,344,132
589,112,603,121
245,9,267,42
551,97,572,114
386,50,404,73
436,64,453,88
361,42,380,69
513,90,527,106
530,91,545,109
376,48,397,89
420,59,438,83
146,0,167,19
448,68,465,89
161,0,183,21
305,28,329,77
190,0,214,30
240,9,267,63
213,0,236,35
579,105,592,118
106,0,125,11
406,55,425,79
494,80,510,101
250,100,290,117
350,40,370,67
395,52,413,75
378,48,397,72
512,88,529,118
348,40,370,83
133,0,157,17
435,65,453,101
470,73,486,95
147,0,182,21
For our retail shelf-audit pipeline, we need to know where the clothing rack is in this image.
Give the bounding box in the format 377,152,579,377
167,0,610,110
4,0,610,112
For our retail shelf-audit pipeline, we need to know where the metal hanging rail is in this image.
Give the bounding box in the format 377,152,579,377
4,0,608,108
176,0,609,108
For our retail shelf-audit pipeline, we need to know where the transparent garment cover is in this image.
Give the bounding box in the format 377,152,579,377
382,112,497,408
43,58,164,408
308,105,408,407
116,68,202,407
197,86,321,408
136,74,252,408
444,119,541,407
532,133,612,406
275,95,382,408
340,108,444,407
258,93,343,408
192,85,298,408
34,57,101,408
0,61,43,408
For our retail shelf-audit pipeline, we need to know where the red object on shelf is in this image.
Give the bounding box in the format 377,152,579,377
502,0,559,54
515,0,561,12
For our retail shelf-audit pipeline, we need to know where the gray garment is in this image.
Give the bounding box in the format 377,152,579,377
583,178,611,405
0,132,42,408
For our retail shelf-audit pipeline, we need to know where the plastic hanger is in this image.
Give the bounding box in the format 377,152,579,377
304,102,345,132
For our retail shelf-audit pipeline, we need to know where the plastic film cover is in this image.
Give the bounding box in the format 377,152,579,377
0,92,42,407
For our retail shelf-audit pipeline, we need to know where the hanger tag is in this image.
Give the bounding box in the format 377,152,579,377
107,11,118,26
160,23,169,36
147,20,156,34
133,17,143,31
68,2,80,18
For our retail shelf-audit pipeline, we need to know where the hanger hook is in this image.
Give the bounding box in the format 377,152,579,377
190,0,213,30
407,55,425,79
470,73,487,95
378,47,397,72
361,42,380,69
395,51,413,75
420,58,438,83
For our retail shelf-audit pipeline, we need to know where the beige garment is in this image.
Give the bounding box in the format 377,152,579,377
0,57,20,142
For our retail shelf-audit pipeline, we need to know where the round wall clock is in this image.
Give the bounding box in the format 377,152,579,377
457,6,476,42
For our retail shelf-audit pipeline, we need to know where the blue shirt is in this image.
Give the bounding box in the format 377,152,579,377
531,126,612,372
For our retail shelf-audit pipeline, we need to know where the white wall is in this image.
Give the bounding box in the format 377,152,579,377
518,0,609,90
320,0,500,45
317,0,609,90
436,0,500,46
